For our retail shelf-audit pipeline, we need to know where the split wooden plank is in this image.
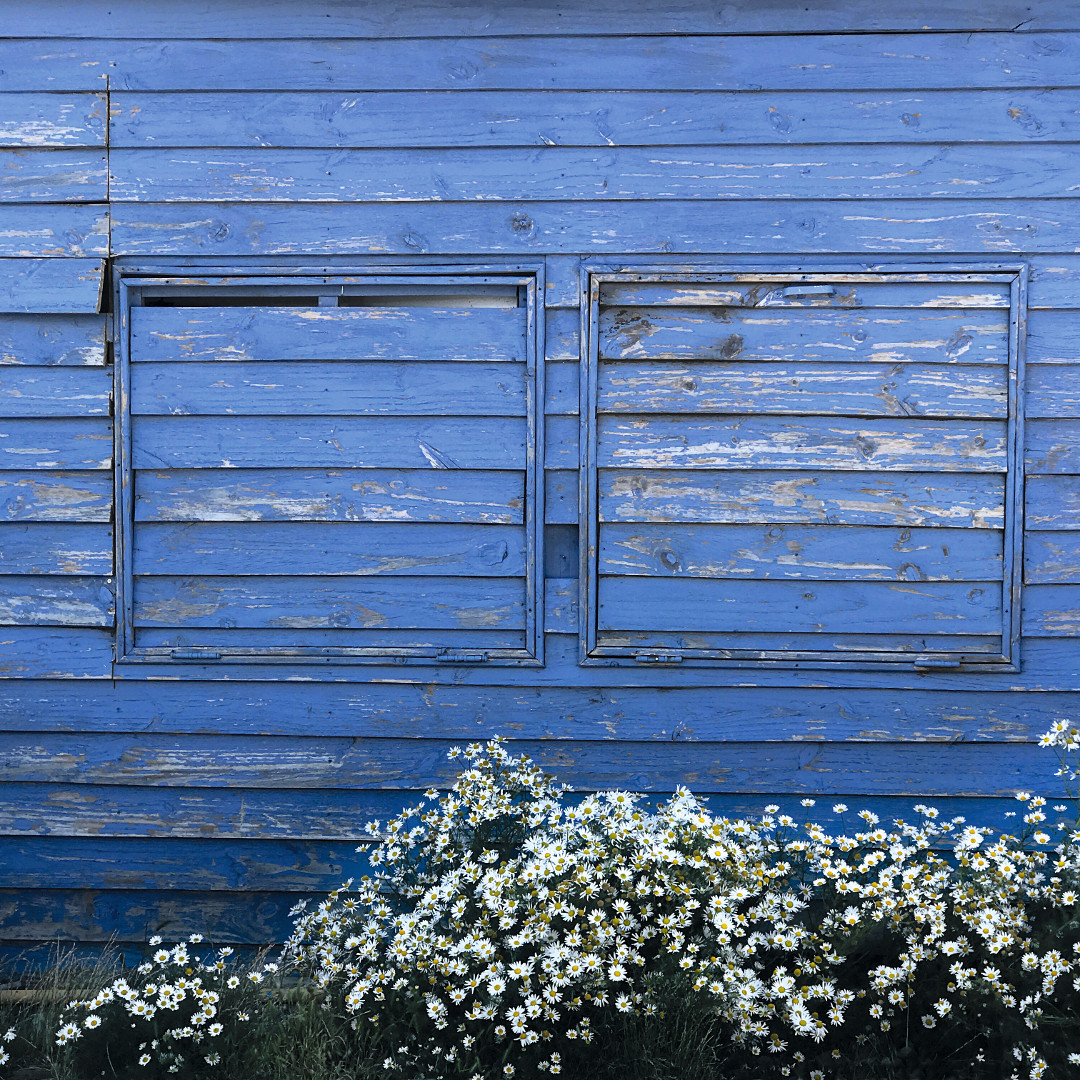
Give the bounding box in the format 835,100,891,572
133,521,525,576
597,577,1003,634
598,469,1005,528
597,361,1007,418
597,415,1008,471
109,89,1080,148
0,260,103,314
132,575,524,629
599,523,1002,581
131,361,528,416
0,523,112,574
131,304,526,363
131,416,525,469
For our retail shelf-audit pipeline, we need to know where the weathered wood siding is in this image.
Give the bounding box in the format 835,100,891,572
2,0,1079,952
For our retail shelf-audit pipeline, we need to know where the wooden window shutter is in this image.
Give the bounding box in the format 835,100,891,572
580,266,1025,670
114,270,543,665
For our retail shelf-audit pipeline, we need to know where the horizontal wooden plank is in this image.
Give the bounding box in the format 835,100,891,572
598,361,1007,418
1024,532,1080,584
0,523,112,574
131,361,527,416
0,887,302,945
598,305,1008,363
107,143,1080,202
5,1,1061,38
131,304,525,362
109,88,1080,148
133,575,524,630
0,313,104,364
599,469,1005,527
1027,364,1080,417
132,416,525,469
0,260,103,314
0,782,404,838
0,470,112,521
597,628,1002,655
0,627,112,677
7,677,1072,741
0,204,109,257
1023,584,1080,635
1026,474,1080,529
134,467,524,524
598,415,1008,471
3,678,1072,742
0,365,110,416
0,92,106,147
0,575,112,627
599,523,1002,581
1,836,368,891
0,150,107,202
1025,418,1080,474
108,199,1080,256
41,33,1080,92
136,626,526,650
0,419,111,470
1027,309,1080,364
598,577,1003,634
133,521,525,577
0,735,1055,797
601,279,1013,309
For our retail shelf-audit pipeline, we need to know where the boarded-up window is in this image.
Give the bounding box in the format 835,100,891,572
581,267,1025,670
115,270,542,664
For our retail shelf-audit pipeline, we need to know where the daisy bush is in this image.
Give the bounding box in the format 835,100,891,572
52,935,265,1078
31,723,1080,1080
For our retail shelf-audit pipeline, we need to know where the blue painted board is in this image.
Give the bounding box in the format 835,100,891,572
0,627,113,678
0,575,113,627
598,469,1005,527
0,471,112,521
133,522,525,577
108,88,1080,149
0,523,112,574
597,415,1008,471
0,93,106,146
0,365,110,416
0,205,108,256
1026,476,1080,528
0,419,111,470
0,260,103,314
0,150,107,202
131,361,528,416
134,468,524,524
1025,419,1080,473
107,199,1080,255
131,304,525,362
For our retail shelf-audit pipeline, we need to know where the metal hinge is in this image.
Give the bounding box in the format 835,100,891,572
437,649,489,663
912,655,962,670
633,651,684,664
170,649,222,660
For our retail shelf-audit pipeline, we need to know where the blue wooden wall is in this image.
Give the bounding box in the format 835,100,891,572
2,0,1080,953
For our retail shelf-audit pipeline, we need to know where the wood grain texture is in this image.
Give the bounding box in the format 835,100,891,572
107,199,1076,255
0,93,106,147
1026,475,1080,529
0,575,113,627
109,89,1080,149
107,144,1080,202
599,469,1005,527
0,471,112,521
0,150,107,202
0,523,112,575
597,415,1007,471
0,627,112,678
131,304,526,363
0,205,109,256
0,260,103,314
0,419,112,470
5,0,1066,38
0,365,110,416
599,523,1002,581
